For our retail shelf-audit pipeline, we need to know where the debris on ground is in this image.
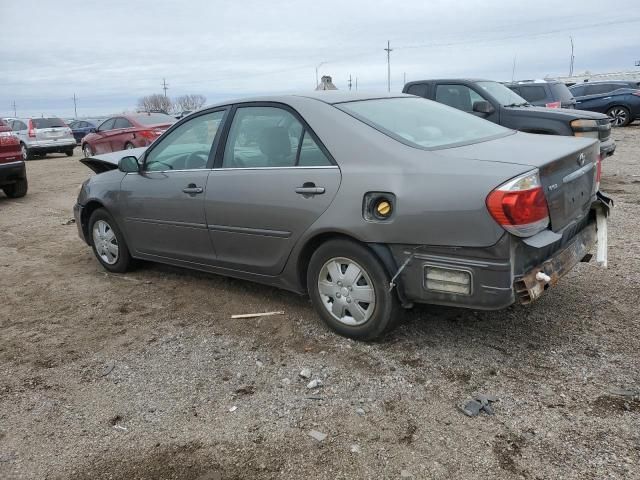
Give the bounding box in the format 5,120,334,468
308,430,327,442
355,407,366,416
461,394,499,417
228,406,237,413
230,311,284,319
100,361,115,377
350,444,361,453
299,368,312,379
306,379,322,389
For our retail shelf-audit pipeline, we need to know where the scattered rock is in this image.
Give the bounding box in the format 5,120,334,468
229,406,237,413
281,378,291,386
62,218,76,225
255,360,264,368
307,379,322,389
308,430,327,442
299,368,312,379
461,394,499,416
355,407,366,416
101,361,115,377
350,444,361,453
234,385,255,396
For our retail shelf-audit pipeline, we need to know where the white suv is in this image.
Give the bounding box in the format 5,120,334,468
7,117,76,160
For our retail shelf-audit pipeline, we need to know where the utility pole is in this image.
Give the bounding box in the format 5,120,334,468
569,36,575,77
72,93,78,119
511,55,517,82
355,77,358,91
348,74,352,91
403,72,406,86
384,40,393,92
12,100,16,117
161,78,169,97
315,62,327,88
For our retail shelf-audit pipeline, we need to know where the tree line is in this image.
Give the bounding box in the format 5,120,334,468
137,94,207,114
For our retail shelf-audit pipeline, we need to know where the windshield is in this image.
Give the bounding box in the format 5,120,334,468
32,118,67,128
133,113,176,126
477,81,527,106
337,97,510,149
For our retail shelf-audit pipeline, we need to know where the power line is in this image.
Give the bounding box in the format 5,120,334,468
161,78,169,97
384,40,393,92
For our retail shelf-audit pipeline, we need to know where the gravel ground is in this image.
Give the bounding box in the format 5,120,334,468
1,125,639,480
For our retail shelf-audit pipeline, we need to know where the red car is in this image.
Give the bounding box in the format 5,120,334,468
81,113,176,157
0,119,27,198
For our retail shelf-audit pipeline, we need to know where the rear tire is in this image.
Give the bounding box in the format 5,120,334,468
2,178,28,198
21,143,33,161
307,239,401,340
65,148,74,157
124,142,135,150
88,208,132,273
607,106,631,127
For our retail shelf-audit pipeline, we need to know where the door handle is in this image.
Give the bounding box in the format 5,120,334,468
182,183,203,195
295,183,325,195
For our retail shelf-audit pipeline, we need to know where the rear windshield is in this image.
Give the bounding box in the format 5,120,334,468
337,97,511,149
32,118,67,128
133,113,176,126
0,119,7,127
549,83,575,102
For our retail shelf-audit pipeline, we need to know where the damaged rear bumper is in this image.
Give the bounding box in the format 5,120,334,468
387,193,612,310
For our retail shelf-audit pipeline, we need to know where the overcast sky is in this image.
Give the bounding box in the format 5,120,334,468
1,0,639,117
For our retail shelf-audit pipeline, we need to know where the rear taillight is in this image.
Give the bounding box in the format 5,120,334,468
632,90,640,97
28,119,36,138
486,170,550,237
595,154,602,191
545,101,561,109
138,129,163,140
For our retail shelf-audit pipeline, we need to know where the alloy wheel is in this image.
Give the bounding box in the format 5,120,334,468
317,257,376,326
83,145,93,157
608,108,628,127
21,144,28,160
92,220,119,265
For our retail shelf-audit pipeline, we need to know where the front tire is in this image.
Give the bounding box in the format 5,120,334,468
2,178,28,198
88,208,132,273
307,239,401,340
607,106,631,127
83,144,93,158
124,142,135,150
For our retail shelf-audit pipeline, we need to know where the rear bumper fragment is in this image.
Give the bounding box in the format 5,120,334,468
0,160,26,185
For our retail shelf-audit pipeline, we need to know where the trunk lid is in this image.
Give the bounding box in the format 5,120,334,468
436,131,599,232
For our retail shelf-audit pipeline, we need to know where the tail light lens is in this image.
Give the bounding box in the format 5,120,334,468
138,129,164,140
28,119,36,138
545,101,561,108
594,154,602,191
486,170,550,237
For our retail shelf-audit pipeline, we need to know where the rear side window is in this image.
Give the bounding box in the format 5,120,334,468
113,118,133,129
584,84,616,96
548,83,575,102
32,118,67,129
337,97,510,150
517,85,548,103
569,84,586,97
12,120,27,131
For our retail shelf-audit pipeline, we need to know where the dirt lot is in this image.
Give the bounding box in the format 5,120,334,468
1,126,639,480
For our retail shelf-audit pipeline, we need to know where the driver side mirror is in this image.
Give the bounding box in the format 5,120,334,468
118,156,140,173
472,101,495,115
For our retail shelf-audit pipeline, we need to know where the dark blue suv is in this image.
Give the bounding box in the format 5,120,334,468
569,81,640,127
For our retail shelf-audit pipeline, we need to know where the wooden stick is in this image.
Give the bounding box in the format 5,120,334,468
231,311,284,319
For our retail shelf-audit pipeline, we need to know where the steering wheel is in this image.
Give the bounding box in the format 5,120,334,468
186,150,209,169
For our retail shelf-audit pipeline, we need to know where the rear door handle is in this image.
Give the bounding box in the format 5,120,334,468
183,183,203,195
295,184,325,195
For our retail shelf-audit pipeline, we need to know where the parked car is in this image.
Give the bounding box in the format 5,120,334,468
7,117,76,160
69,119,103,144
174,110,193,119
505,79,576,109
403,79,615,158
0,119,27,198
81,113,176,157
75,92,611,340
569,82,640,127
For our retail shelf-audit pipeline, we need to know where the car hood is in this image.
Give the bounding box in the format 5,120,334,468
505,105,608,121
80,147,148,173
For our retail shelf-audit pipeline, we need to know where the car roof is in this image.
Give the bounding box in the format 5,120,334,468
200,91,414,110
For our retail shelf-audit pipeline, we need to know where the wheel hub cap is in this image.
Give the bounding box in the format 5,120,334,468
318,257,376,326
92,220,119,265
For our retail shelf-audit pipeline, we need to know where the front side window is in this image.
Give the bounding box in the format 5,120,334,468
98,118,115,131
584,84,615,96
222,107,301,168
406,84,427,97
337,97,511,150
435,84,485,112
476,81,527,106
144,110,225,171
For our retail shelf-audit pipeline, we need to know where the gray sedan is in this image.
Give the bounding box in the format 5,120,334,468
75,92,611,340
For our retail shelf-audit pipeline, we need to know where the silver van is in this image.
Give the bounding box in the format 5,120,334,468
7,117,76,160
